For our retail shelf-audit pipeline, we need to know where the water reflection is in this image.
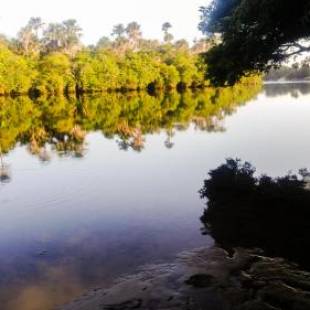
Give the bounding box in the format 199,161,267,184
0,148,11,183
264,81,310,98
1,83,310,309
200,158,310,270
0,84,261,158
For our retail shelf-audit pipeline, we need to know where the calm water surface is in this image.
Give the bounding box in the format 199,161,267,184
0,83,310,309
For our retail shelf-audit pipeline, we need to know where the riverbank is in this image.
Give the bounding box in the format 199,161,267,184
59,246,310,310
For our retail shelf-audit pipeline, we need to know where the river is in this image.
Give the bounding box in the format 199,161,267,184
0,82,310,309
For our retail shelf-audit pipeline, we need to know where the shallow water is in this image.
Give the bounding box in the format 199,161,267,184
0,83,310,309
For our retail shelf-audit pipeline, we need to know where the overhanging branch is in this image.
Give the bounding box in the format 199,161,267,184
279,41,310,58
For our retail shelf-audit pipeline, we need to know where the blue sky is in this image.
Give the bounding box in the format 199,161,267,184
0,0,209,44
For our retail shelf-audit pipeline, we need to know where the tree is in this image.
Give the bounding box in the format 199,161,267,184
200,0,310,86
34,53,75,95
191,38,214,54
126,22,142,47
0,45,35,95
162,22,172,34
111,24,126,39
42,20,82,55
96,36,112,49
0,34,9,46
167,50,201,88
162,22,174,43
0,16,262,94
42,23,65,53
62,19,82,56
174,39,189,51
17,17,43,56
111,24,128,53
138,39,160,51
28,17,43,37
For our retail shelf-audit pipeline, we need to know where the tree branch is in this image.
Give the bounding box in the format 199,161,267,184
280,41,310,58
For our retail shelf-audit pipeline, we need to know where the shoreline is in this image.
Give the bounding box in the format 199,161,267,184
264,80,310,84
59,246,310,310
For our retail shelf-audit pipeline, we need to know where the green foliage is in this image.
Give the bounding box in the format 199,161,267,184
0,38,211,94
74,50,120,92
34,53,75,95
0,17,261,94
0,45,35,95
154,63,180,90
200,0,310,86
117,51,161,90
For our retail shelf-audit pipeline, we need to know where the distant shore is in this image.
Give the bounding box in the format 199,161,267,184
264,79,310,84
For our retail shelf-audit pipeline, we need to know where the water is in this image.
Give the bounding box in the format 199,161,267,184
0,83,310,309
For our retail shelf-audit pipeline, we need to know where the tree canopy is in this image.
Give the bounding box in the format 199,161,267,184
0,17,221,96
200,0,310,86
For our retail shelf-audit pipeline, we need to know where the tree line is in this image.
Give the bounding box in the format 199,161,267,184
0,18,217,96
265,61,310,81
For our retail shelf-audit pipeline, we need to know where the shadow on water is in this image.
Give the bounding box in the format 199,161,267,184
200,159,310,270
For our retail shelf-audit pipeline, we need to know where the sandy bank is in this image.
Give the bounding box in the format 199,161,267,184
59,247,310,310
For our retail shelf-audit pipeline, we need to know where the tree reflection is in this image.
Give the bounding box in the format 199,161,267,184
0,83,261,159
264,82,310,98
164,128,175,149
0,147,11,183
200,159,310,270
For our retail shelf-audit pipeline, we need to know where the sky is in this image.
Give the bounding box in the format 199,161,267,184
0,0,209,45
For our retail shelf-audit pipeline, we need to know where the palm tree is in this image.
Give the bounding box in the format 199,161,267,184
42,23,64,52
62,19,82,55
111,24,126,39
42,20,82,55
17,17,43,55
162,22,174,43
28,17,44,36
126,22,142,49
162,22,172,33
111,24,130,53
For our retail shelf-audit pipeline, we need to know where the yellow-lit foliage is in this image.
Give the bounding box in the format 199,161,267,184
0,80,262,156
